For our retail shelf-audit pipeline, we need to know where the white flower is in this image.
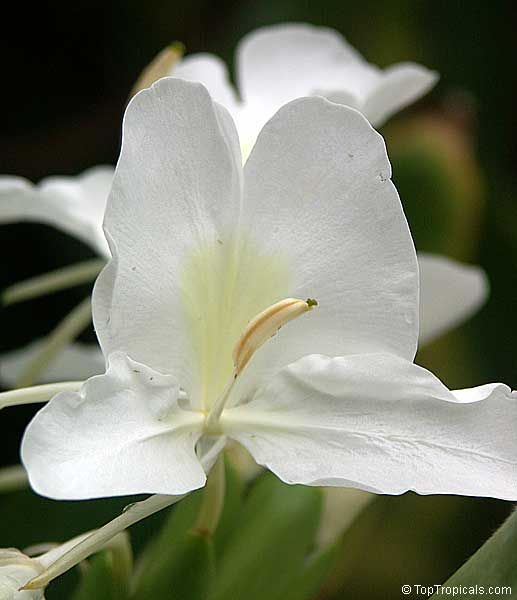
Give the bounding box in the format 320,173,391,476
171,22,438,156
0,166,113,257
0,167,113,386
20,79,516,501
0,26,475,387
0,549,44,599
0,534,91,599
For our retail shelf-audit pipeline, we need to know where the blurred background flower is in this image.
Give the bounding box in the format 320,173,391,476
0,1,515,599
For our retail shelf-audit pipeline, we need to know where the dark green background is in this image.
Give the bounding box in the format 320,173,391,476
0,1,515,598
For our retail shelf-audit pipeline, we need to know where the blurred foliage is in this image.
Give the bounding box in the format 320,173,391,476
0,1,516,599
441,508,517,595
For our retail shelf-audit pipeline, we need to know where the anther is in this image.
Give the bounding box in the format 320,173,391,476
233,298,317,376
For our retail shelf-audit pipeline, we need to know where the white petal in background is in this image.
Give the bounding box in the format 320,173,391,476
172,53,240,114
236,23,362,115
223,353,517,500
0,166,113,256
170,22,438,144
21,352,206,499
418,253,489,345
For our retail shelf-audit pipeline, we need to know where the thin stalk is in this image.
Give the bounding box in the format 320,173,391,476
24,494,184,590
0,464,29,493
193,456,226,536
107,532,134,598
0,381,83,410
2,259,104,306
16,297,93,388
22,447,224,591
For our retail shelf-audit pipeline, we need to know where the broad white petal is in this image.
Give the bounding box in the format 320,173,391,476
21,352,206,499
0,167,113,256
0,341,104,386
418,253,488,345
223,353,517,499
236,23,362,113
171,54,240,115
362,63,438,127
241,97,418,384
93,78,242,407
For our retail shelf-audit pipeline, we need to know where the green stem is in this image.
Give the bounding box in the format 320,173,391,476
24,494,184,590
2,259,104,306
16,297,93,388
194,456,226,536
107,532,134,598
0,464,29,493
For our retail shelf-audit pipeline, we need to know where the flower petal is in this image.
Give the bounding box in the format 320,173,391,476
21,352,206,499
0,166,113,256
0,341,104,386
93,78,242,400
236,23,437,129
0,557,43,599
418,253,488,345
236,23,361,112
172,54,240,114
222,353,517,499
242,97,419,377
362,63,438,126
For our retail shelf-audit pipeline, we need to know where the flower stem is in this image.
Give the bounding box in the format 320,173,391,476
0,464,29,493
16,297,93,388
193,455,226,536
23,494,184,590
2,259,104,306
0,381,83,410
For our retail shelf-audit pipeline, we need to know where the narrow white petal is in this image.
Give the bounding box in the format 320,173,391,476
418,253,489,345
21,352,206,499
222,353,517,499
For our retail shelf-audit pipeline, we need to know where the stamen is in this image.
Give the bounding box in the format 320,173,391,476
233,298,317,376
205,297,317,427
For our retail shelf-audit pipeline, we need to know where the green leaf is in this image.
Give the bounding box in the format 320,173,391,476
436,508,517,597
209,472,323,600
70,551,127,600
131,458,242,599
131,530,215,600
275,544,338,600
